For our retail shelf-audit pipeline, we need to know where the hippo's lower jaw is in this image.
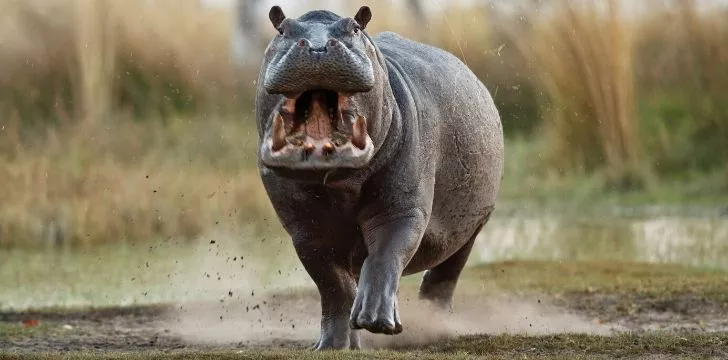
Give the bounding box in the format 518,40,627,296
260,136,375,170
259,90,375,170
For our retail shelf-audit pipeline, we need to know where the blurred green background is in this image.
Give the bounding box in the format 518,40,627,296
0,0,727,310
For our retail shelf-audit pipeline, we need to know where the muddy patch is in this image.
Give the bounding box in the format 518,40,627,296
559,292,728,333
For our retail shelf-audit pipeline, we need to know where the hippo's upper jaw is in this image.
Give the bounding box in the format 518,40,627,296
262,36,375,95
262,6,375,95
259,90,375,170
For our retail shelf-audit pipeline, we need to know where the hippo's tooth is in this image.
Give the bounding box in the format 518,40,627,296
303,142,315,154
352,115,367,150
271,114,287,152
281,98,296,114
337,93,353,114
323,142,335,155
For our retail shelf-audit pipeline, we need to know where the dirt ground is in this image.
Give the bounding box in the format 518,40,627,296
1,289,727,355
2,261,728,358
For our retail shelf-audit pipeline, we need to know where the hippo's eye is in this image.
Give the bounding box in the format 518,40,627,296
353,27,360,35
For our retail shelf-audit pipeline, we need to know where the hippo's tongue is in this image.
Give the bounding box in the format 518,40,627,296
304,92,334,140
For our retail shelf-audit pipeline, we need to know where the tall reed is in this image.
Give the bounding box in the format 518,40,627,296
503,0,643,187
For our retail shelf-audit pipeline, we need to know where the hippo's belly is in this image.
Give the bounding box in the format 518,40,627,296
404,136,502,275
406,106,503,275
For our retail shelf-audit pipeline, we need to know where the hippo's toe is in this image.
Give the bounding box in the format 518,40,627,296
351,317,402,335
349,288,403,335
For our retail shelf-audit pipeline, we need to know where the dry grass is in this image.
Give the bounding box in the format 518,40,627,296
635,1,728,174
0,117,275,248
501,1,644,188
495,0,728,187
0,0,246,123
0,0,273,247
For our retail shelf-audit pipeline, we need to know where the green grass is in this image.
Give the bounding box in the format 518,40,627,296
0,322,61,338
456,260,728,300
0,233,305,311
427,332,728,358
4,226,728,312
499,138,728,208
400,261,728,323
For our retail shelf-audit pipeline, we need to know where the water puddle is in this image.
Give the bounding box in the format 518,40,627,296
474,211,728,269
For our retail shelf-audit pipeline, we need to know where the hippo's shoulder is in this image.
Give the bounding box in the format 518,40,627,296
371,31,464,67
372,31,436,53
371,31,406,42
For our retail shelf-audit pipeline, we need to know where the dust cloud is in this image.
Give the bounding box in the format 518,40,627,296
362,294,614,349
158,231,614,349
156,230,319,346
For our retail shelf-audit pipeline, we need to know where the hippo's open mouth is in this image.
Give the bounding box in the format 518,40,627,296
260,90,375,170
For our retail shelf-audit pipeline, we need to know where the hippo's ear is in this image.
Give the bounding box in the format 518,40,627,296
269,6,286,29
354,6,372,30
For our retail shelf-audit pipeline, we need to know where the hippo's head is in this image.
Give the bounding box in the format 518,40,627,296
256,6,392,175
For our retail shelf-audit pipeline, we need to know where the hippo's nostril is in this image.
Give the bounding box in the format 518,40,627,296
327,39,338,47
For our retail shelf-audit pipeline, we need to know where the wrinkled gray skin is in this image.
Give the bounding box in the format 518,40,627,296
255,5,503,351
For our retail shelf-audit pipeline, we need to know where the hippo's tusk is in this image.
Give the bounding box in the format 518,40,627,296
352,115,367,150
271,113,287,152
281,98,297,114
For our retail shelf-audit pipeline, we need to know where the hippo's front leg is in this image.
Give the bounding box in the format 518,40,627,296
350,208,427,334
294,241,360,350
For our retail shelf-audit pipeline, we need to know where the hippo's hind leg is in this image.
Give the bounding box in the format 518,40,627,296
418,210,494,309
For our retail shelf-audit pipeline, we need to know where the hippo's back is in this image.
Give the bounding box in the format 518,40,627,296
372,31,504,207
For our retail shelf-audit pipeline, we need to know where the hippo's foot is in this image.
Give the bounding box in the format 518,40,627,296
419,217,490,311
349,260,403,335
418,269,456,311
311,323,361,351
350,209,428,335
293,241,360,351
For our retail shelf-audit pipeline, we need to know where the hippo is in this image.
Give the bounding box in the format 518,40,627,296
255,5,504,350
